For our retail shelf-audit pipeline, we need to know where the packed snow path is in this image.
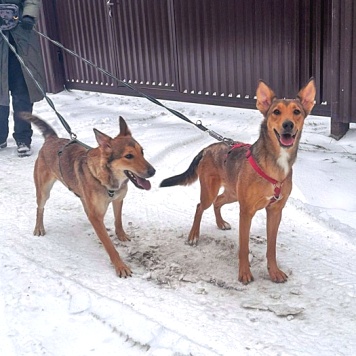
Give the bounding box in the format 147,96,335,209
1,91,355,355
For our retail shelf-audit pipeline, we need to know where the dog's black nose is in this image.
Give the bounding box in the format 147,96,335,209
282,120,294,131
148,166,156,177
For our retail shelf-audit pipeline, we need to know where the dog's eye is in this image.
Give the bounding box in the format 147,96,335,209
293,109,301,115
273,109,281,115
125,154,134,159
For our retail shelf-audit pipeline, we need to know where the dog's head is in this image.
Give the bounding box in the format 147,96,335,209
256,79,316,150
93,116,155,191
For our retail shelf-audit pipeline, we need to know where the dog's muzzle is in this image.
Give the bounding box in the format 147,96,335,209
274,120,298,148
124,167,155,190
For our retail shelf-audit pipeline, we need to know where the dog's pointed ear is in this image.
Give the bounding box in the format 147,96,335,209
297,78,316,115
93,128,112,150
256,80,276,115
118,116,132,137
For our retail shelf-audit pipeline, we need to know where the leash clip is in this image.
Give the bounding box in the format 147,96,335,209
208,129,224,142
195,120,209,132
223,137,235,146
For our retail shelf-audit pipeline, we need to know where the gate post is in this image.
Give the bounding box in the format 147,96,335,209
330,0,356,139
38,1,65,94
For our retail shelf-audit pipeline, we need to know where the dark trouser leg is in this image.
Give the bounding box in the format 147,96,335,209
13,107,33,146
0,105,10,144
8,35,33,146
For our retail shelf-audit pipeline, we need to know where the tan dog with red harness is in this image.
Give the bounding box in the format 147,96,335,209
160,79,316,284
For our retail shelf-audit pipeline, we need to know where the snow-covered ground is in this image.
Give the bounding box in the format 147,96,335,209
1,89,355,356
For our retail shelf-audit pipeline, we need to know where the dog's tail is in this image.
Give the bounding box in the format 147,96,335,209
160,150,203,187
19,112,58,139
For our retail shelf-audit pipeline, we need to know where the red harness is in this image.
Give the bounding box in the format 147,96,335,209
229,143,286,205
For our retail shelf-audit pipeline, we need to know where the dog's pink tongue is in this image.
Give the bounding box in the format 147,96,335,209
280,134,294,146
137,177,151,190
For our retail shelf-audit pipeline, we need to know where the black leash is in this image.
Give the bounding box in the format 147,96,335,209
33,29,235,146
1,24,234,147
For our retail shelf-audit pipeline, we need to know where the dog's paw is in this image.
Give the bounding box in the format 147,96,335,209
268,267,288,283
33,226,46,236
238,268,254,285
187,227,201,245
216,220,231,230
187,236,199,246
115,262,132,278
116,232,131,242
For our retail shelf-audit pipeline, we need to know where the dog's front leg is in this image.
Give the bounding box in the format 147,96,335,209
112,198,130,242
85,204,132,277
266,206,288,283
238,207,254,284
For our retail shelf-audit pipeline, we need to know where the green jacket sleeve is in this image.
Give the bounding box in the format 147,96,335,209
22,0,42,19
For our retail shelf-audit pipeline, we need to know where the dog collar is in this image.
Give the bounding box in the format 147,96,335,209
229,143,285,205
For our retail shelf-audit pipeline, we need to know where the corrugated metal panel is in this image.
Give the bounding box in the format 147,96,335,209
331,0,356,122
305,0,332,105
41,0,333,118
174,0,301,100
320,0,332,105
56,0,118,89
55,0,176,92
111,0,176,89
338,0,356,122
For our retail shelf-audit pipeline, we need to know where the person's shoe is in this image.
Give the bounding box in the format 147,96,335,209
0,141,7,149
17,142,32,157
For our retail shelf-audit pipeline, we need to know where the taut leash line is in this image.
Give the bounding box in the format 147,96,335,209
1,24,235,147
34,29,235,146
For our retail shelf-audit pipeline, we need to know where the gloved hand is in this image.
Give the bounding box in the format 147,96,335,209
20,15,35,30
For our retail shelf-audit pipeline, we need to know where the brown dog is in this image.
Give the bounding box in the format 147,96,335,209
160,79,316,284
21,114,155,277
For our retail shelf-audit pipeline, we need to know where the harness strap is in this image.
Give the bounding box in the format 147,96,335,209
57,141,79,196
58,140,92,196
246,150,278,186
229,143,285,205
246,149,285,205
58,141,115,198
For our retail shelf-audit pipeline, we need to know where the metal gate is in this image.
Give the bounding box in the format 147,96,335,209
174,0,302,99
54,0,177,93
47,0,331,105
39,0,356,138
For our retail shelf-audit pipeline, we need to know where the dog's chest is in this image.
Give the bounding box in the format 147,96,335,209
277,149,290,175
107,182,128,201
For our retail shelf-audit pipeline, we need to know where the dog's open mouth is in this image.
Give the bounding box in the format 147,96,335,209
274,129,298,148
124,170,151,190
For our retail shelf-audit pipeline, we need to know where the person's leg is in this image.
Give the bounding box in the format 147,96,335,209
0,105,10,147
8,35,33,147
